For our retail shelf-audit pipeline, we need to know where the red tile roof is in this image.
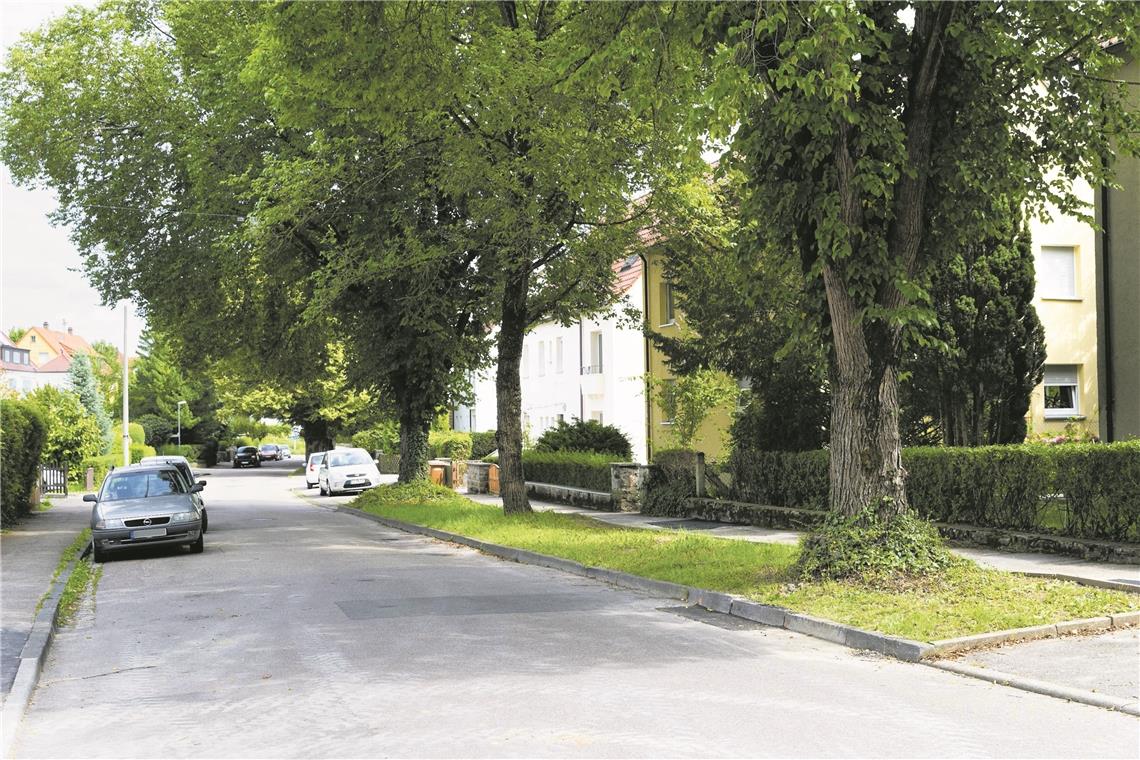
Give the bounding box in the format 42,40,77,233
37,354,72,373
612,255,643,295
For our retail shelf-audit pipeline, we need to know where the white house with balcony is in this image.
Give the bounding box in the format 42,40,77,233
453,255,649,463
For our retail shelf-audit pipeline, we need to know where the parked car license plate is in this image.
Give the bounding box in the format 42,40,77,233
132,527,167,539
345,479,368,487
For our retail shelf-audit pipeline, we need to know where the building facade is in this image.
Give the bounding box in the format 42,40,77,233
1026,183,1101,438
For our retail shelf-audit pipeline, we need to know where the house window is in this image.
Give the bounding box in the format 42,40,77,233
1043,365,1079,418
557,413,565,423
586,331,603,374
38,351,48,363
538,341,546,377
555,337,564,374
1040,246,1077,299
2,349,9,362
29,335,36,343
521,346,530,378
659,281,676,325
590,411,603,424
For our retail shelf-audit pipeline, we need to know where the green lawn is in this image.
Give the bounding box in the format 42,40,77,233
348,483,1140,641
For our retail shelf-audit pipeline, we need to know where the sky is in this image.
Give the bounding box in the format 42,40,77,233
1,0,145,355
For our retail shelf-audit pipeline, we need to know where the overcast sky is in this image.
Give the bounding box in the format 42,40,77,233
1,0,146,355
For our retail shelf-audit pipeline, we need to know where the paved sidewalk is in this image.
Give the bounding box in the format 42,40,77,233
0,497,89,700
464,492,1140,588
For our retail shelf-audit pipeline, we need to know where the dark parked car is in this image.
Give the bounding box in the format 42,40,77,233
86,464,204,561
233,446,261,468
258,443,282,461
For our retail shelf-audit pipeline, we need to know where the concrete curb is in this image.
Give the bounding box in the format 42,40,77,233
330,506,933,662
1,541,87,757
1017,572,1140,595
928,660,1140,716
927,613,1140,657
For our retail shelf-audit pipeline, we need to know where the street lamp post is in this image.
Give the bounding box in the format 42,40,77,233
177,400,187,447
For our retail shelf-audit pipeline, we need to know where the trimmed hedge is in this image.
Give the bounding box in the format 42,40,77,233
721,442,1140,542
523,451,612,492
156,444,203,461
486,450,613,492
1,399,48,524
428,430,473,461
77,443,159,490
471,430,498,459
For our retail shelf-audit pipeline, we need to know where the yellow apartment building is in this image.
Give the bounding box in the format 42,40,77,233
642,244,734,461
1027,184,1100,438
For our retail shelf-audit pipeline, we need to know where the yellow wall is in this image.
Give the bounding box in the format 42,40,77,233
1027,185,1099,437
643,248,734,461
16,327,63,367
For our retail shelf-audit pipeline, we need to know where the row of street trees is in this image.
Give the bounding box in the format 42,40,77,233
3,2,1137,563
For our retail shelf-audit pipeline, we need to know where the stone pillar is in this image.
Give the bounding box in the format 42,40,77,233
695,452,706,498
465,461,491,493
86,467,96,490
610,463,649,513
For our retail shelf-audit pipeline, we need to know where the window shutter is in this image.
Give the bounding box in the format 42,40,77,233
1040,247,1076,298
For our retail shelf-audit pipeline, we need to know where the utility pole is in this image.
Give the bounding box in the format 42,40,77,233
121,304,130,467
177,400,187,447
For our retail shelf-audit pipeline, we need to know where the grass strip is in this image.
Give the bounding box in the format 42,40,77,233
35,528,91,614
58,555,101,627
348,483,1140,641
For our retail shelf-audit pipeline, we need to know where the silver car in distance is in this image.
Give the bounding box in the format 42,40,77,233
86,464,204,562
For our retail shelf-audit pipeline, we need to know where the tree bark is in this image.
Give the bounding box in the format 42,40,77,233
302,419,333,457
397,406,430,483
823,265,908,519
495,268,532,514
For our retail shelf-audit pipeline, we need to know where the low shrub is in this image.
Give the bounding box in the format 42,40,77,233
156,444,202,461
428,430,473,461
1,399,48,523
534,418,633,459
471,430,498,459
643,449,698,517
795,504,957,581
78,454,119,490
354,481,459,508
376,453,401,474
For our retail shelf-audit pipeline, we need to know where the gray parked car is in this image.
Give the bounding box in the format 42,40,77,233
85,464,204,562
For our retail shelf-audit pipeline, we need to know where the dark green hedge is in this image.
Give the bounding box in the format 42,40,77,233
485,451,613,492
721,442,1140,542
643,449,698,516
428,431,473,461
471,430,498,459
1,399,48,524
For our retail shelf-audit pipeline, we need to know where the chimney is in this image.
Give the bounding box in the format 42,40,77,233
67,327,73,335
43,321,49,329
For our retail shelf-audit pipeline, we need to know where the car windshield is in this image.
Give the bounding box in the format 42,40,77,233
103,470,186,500
328,451,371,467
260,445,276,451
238,447,257,454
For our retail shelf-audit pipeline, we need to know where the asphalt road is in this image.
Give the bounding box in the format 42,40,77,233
10,461,1140,758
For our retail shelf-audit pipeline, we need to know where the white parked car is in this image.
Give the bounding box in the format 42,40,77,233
318,447,382,496
305,451,327,488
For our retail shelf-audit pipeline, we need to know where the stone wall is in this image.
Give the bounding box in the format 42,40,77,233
610,463,649,513
465,461,491,493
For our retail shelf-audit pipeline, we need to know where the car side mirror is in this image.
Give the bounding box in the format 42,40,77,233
83,494,98,503
190,484,204,493
196,480,207,487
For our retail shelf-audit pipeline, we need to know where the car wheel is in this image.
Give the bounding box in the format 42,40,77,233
202,511,208,533
232,463,238,469
190,532,204,554
92,542,105,563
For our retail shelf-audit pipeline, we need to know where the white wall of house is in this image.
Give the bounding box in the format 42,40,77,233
2,369,70,394
452,274,649,463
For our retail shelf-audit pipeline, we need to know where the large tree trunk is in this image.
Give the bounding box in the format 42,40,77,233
398,406,430,483
302,419,333,457
824,267,908,519
495,269,532,514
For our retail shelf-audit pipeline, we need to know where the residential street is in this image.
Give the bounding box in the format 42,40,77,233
9,462,1140,759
